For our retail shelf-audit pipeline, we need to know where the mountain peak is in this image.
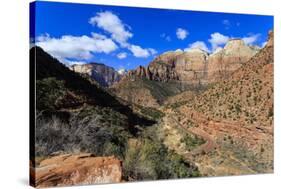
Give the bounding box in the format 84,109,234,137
224,38,246,50
185,48,209,55
70,63,123,87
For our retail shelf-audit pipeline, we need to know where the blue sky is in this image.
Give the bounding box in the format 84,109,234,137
31,1,273,71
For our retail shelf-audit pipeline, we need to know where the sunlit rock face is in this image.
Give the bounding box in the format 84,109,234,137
208,39,258,82
70,63,123,87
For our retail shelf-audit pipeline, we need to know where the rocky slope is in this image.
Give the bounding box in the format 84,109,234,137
31,46,200,187
162,31,273,176
112,38,257,107
70,63,123,87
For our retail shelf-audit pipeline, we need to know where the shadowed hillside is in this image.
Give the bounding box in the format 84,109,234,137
31,46,201,187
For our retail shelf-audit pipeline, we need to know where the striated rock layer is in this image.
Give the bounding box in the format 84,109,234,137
32,154,122,188
126,39,258,84
208,39,258,82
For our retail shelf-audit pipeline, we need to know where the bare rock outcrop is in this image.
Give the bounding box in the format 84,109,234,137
128,51,181,82
33,154,122,188
174,49,208,84
126,39,257,84
208,39,257,82
70,63,123,87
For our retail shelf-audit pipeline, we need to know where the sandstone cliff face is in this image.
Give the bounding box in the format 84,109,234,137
70,63,122,87
174,49,208,84
112,37,259,108
33,154,122,188
208,39,258,82
126,39,257,84
127,51,181,82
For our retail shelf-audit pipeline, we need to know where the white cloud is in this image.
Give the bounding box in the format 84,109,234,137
160,33,171,41
89,11,156,59
36,33,118,62
117,68,126,75
222,19,231,29
175,49,183,53
242,34,260,45
176,28,189,40
184,41,210,53
67,61,87,65
208,32,230,51
262,41,267,48
89,11,132,47
129,45,157,58
117,52,127,59
148,48,157,55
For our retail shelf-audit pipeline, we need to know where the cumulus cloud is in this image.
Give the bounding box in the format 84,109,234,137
208,32,230,51
261,41,267,48
89,11,156,58
89,11,132,47
184,41,210,53
117,52,127,59
176,28,189,40
117,68,126,75
67,60,87,65
242,34,260,45
160,33,171,41
222,19,231,29
175,49,183,53
128,45,157,58
36,33,118,63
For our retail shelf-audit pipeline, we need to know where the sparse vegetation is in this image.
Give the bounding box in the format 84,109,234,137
180,133,205,151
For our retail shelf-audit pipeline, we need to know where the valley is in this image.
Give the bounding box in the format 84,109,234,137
31,31,273,187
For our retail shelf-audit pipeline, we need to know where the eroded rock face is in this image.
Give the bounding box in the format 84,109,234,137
174,49,208,84
70,63,122,87
208,39,258,82
126,39,258,84
33,154,122,188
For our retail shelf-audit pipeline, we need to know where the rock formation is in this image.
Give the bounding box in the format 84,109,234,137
174,49,208,84
70,63,123,87
208,39,258,82
33,154,122,187
125,39,258,84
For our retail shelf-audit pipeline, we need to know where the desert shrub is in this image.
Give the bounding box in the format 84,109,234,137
139,107,165,120
268,107,273,118
36,77,66,110
35,106,132,159
35,116,72,156
180,133,205,151
123,138,200,181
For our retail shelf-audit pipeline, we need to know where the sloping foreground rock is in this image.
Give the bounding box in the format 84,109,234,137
32,154,122,188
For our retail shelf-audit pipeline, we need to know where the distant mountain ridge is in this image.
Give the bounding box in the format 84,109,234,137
111,38,259,107
70,63,123,87
125,38,258,84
